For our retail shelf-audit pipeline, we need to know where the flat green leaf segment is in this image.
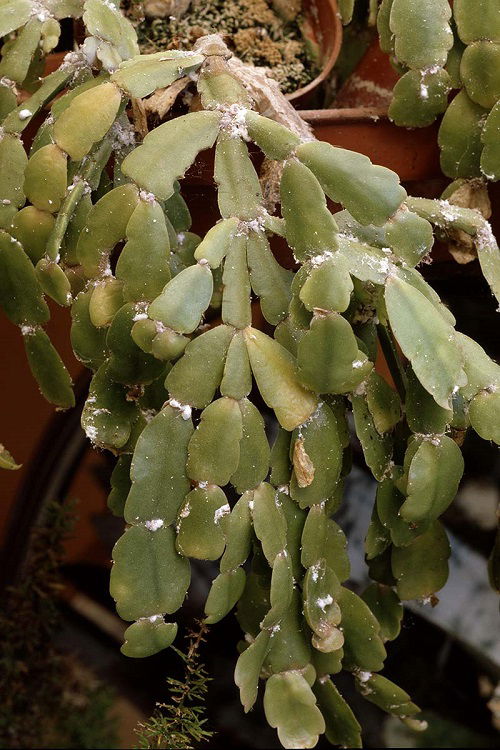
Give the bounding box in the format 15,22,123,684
1,9,500,748
390,0,453,70
83,0,138,65
385,276,466,409
121,111,221,200
111,51,204,98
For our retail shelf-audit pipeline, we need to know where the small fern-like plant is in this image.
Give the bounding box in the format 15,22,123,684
1,1,500,747
135,621,213,750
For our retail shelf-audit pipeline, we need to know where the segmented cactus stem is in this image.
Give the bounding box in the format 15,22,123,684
1,3,499,747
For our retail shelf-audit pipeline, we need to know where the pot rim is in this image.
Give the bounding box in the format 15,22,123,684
60,0,344,105
301,106,390,123
287,0,343,102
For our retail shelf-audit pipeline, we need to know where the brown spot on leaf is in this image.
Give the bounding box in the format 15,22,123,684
293,437,315,487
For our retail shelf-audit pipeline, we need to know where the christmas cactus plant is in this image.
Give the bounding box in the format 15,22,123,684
1,1,500,747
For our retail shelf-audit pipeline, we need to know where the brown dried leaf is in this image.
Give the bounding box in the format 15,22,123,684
448,234,477,264
447,179,492,264
131,97,148,139
144,76,191,119
293,437,315,487
448,179,492,219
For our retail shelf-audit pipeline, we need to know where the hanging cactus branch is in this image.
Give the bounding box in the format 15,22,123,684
342,0,500,268
1,1,500,747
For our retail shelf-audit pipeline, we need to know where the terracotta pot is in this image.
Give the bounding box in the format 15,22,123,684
335,37,399,109
304,108,442,182
288,0,343,107
322,38,442,182
71,0,342,107
44,50,66,73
